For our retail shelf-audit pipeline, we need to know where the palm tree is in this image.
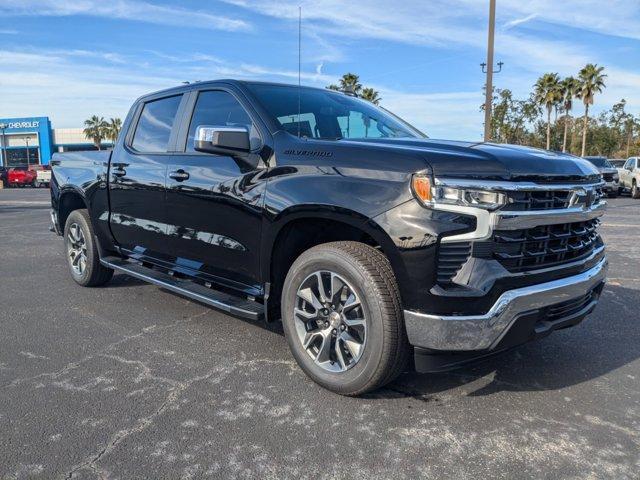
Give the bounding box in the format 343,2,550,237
83,115,108,150
559,76,578,153
534,73,561,150
106,118,122,146
577,64,607,157
338,73,362,94
360,87,381,105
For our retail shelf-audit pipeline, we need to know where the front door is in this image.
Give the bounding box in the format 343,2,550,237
164,89,268,293
109,93,185,259
621,158,634,188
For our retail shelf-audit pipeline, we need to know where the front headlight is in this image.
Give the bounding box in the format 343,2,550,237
412,175,506,210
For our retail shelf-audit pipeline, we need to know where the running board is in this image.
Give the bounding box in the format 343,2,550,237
100,256,264,321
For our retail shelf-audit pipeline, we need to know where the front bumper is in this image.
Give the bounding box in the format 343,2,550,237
603,181,619,192
404,257,607,352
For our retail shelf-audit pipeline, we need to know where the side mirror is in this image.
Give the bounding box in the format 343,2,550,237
194,125,251,155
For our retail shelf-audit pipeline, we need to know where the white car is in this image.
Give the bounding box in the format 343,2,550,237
30,165,51,188
619,157,640,199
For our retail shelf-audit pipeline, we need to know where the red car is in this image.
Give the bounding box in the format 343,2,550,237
6,167,37,187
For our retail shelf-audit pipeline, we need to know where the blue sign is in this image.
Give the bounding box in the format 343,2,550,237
0,116,53,166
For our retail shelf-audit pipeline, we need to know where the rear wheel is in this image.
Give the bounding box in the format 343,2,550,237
281,241,409,396
64,209,113,287
632,181,640,199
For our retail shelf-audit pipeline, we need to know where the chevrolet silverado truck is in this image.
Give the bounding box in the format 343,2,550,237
50,80,608,395
584,156,620,197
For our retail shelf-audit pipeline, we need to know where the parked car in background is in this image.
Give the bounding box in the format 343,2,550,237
30,164,51,188
6,166,37,188
619,157,640,198
610,159,626,168
584,156,620,197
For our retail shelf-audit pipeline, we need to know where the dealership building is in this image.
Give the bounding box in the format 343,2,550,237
0,117,112,167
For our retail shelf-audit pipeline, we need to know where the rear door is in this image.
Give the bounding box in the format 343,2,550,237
109,93,186,259
163,88,269,293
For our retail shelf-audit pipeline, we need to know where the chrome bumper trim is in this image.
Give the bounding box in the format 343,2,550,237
493,201,606,230
404,258,608,352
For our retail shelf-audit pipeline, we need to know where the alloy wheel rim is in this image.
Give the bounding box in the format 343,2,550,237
293,270,367,373
67,223,87,276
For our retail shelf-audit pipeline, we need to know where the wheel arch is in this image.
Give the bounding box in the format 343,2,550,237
263,204,406,319
58,187,89,232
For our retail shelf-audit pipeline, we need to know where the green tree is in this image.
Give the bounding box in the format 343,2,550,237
577,63,607,157
106,118,122,146
360,87,381,105
534,73,562,150
83,115,108,150
559,76,578,153
338,73,362,94
624,115,640,157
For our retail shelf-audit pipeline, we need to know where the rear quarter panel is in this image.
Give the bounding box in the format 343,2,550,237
51,150,113,248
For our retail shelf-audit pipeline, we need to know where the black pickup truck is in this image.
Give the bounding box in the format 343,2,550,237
50,80,608,395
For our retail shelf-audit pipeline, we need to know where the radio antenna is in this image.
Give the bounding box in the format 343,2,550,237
297,5,302,138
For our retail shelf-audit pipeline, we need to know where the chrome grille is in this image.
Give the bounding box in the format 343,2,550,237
502,185,604,211
490,219,602,273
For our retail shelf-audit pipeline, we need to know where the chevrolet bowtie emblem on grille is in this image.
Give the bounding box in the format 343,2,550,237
569,187,594,208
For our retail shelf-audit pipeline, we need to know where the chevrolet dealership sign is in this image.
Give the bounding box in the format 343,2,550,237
6,120,40,129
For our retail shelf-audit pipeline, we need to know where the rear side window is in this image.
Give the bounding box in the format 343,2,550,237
131,95,182,152
187,90,258,152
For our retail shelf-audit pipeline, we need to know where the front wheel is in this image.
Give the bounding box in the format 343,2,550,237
64,209,113,287
281,241,409,396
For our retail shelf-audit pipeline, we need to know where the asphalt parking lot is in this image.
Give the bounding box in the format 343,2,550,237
1,188,639,479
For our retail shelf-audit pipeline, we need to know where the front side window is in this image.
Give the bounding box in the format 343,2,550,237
131,95,182,153
624,159,633,169
187,90,259,152
247,84,424,140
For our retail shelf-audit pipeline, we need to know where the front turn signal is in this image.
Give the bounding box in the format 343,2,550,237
412,175,433,203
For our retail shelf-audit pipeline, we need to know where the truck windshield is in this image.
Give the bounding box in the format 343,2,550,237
585,157,612,168
247,84,425,140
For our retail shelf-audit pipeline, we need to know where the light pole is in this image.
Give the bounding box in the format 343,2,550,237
25,136,31,168
0,123,6,167
481,0,503,142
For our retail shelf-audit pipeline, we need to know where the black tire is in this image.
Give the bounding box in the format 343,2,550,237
281,241,409,396
632,181,640,199
63,209,113,287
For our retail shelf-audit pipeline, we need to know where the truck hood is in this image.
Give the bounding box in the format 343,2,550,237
345,138,601,183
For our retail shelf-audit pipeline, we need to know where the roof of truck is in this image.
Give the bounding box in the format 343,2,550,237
136,79,345,102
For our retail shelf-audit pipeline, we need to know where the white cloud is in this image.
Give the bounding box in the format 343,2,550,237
503,13,538,30
0,0,251,31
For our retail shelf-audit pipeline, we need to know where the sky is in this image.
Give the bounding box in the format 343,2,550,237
0,0,639,140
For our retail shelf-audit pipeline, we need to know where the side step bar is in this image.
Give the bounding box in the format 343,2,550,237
100,256,264,321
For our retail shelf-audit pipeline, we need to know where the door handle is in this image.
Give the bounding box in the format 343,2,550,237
112,168,126,177
169,170,190,181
